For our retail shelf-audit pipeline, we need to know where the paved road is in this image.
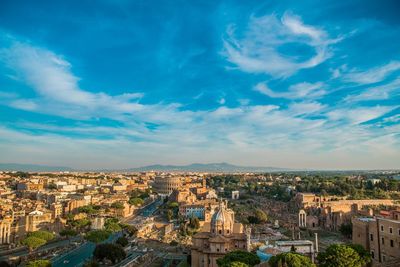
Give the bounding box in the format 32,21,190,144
0,237,81,260
115,252,143,267
52,232,122,267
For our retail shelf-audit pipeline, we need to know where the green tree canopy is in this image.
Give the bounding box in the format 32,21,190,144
22,236,47,251
60,229,78,237
216,251,260,267
28,231,54,241
318,244,362,267
93,243,126,264
347,244,372,266
120,224,137,237
116,236,129,247
189,217,200,229
77,205,101,215
111,202,124,210
168,202,179,209
228,262,249,267
128,197,144,206
104,218,122,232
26,260,52,267
254,209,267,223
269,252,316,267
85,230,111,243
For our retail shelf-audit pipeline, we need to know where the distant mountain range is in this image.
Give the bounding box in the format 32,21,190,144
125,162,289,172
0,162,288,173
0,163,73,172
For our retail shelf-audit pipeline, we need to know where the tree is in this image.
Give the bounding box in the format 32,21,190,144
22,236,47,251
189,217,200,229
85,230,111,243
216,251,260,267
93,243,126,263
28,231,55,241
104,218,122,232
166,209,173,221
60,229,78,238
318,244,362,267
111,202,124,210
254,209,267,223
128,197,144,206
26,260,51,267
70,218,91,230
78,205,101,215
121,224,137,237
269,252,316,267
116,236,129,247
228,262,249,267
168,202,179,209
347,244,372,266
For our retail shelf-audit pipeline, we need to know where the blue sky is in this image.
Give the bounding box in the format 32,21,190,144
0,0,399,169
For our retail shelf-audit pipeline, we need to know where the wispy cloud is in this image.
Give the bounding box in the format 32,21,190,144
0,33,399,169
0,42,144,119
254,82,326,99
343,61,400,84
345,78,400,102
223,13,340,78
327,106,397,125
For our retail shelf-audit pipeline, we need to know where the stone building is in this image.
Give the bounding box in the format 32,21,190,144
353,214,400,264
295,193,397,231
191,200,250,267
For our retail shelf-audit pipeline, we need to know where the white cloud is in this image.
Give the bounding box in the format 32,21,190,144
254,82,326,99
0,39,399,169
223,13,339,78
0,42,145,119
343,61,400,84
327,106,397,124
345,78,400,102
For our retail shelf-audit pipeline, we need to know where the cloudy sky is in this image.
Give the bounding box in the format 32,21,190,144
0,0,399,170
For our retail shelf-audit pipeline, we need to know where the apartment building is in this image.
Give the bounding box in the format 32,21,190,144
353,215,400,264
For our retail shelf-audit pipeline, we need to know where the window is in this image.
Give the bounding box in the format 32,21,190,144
390,227,393,234
391,240,394,247
382,237,385,245
219,230,222,234
381,225,384,232
398,229,400,236
370,234,374,241
227,230,230,234
217,248,219,252
371,250,375,259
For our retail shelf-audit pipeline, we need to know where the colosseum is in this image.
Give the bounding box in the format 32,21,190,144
152,176,182,196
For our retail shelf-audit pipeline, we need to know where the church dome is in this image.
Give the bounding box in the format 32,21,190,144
211,200,234,235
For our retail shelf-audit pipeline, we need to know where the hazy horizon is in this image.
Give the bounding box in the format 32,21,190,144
1,1,399,170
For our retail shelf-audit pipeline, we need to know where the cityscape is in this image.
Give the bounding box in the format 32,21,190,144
1,1,400,267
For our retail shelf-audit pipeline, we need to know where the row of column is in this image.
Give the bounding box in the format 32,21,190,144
0,222,11,244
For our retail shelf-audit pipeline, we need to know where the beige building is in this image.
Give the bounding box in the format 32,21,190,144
353,214,400,264
191,200,250,267
25,210,53,232
295,193,396,231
